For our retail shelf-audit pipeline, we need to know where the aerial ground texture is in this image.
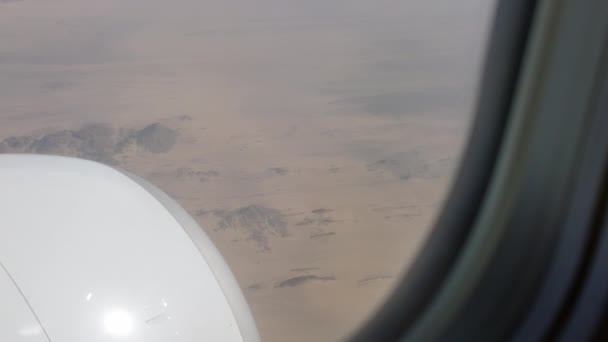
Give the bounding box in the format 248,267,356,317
0,0,493,340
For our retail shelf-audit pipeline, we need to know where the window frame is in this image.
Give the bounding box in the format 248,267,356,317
351,0,608,340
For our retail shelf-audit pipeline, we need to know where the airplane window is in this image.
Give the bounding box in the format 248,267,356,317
0,0,495,340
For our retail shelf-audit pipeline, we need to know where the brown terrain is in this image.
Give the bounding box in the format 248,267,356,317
0,0,494,341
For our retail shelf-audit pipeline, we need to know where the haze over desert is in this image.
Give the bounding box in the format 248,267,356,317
0,0,494,340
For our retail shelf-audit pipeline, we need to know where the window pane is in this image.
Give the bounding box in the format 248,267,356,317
0,0,495,340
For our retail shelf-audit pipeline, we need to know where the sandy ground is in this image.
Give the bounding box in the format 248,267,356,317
0,0,494,340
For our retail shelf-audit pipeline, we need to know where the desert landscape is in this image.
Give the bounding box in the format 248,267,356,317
0,0,494,340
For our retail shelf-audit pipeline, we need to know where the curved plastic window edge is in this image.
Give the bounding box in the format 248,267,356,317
349,0,538,340
350,0,608,340
121,171,261,342
403,0,608,338
511,1,608,339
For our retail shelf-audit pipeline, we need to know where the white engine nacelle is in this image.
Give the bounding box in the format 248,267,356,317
0,155,260,342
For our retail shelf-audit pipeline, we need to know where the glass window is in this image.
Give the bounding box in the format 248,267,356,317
0,0,496,340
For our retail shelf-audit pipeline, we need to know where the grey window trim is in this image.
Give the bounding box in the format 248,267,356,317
351,0,608,340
